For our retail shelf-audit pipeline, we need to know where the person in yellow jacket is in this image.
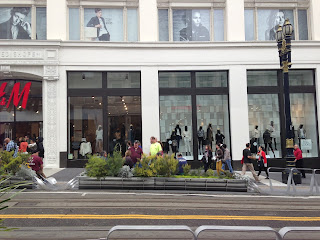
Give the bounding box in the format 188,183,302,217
149,136,163,157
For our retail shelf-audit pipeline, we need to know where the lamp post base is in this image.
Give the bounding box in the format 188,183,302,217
285,138,295,166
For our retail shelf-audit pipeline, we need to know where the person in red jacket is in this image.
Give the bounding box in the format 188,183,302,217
257,146,269,179
294,144,306,178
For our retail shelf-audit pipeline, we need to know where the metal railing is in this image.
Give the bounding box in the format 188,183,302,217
267,167,320,195
105,225,320,240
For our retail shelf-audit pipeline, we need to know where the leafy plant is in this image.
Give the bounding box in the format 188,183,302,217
106,150,124,177
204,169,214,177
182,164,191,175
85,155,108,180
0,152,31,176
0,178,30,231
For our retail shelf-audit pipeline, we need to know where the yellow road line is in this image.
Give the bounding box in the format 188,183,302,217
0,214,320,221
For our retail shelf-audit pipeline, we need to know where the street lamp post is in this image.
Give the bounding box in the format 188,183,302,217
276,19,294,159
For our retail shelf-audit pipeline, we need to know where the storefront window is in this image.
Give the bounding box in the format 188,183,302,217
0,80,43,149
196,71,227,88
107,72,140,88
247,70,278,87
248,94,282,158
290,93,318,157
68,72,102,89
160,95,193,159
69,97,103,159
289,70,314,86
159,72,191,88
108,96,142,154
197,95,230,158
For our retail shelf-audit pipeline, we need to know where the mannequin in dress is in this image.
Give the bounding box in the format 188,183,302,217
269,121,277,150
95,125,103,153
175,124,182,151
298,124,306,148
215,128,225,145
183,126,191,156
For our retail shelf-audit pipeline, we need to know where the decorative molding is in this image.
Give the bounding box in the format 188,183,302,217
0,65,10,74
43,65,59,80
45,80,58,166
0,50,44,59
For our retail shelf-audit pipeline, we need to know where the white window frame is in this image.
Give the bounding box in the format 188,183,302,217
244,0,311,41
67,0,139,41
157,1,226,42
0,0,47,40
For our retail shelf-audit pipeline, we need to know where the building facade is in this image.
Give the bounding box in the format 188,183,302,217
0,0,320,169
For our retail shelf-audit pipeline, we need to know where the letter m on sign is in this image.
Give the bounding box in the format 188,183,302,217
6,82,32,109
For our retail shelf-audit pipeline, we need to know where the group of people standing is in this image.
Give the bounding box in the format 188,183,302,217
201,143,233,175
198,124,225,154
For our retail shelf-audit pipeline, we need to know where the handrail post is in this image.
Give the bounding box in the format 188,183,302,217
267,167,274,193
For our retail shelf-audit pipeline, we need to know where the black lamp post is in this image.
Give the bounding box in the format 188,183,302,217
276,19,294,158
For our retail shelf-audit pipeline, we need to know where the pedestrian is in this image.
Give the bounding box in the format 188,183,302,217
4,138,18,157
124,150,133,168
28,138,38,153
130,140,143,165
28,151,46,180
294,144,306,178
19,138,28,153
221,144,233,173
149,136,163,157
241,143,260,182
37,137,44,159
201,145,212,172
257,146,269,179
215,144,225,175
177,153,187,175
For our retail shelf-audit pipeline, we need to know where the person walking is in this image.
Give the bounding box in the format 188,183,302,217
221,144,233,173
294,144,306,178
242,143,260,182
257,146,269,179
4,138,18,157
201,145,212,172
215,144,225,175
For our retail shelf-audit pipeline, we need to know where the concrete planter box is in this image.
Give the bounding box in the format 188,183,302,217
0,176,33,189
78,176,248,192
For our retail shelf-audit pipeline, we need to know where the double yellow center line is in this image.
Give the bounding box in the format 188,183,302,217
1,214,320,221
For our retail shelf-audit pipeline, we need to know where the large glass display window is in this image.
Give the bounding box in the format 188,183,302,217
247,69,318,159
67,72,141,161
159,71,229,161
0,80,43,150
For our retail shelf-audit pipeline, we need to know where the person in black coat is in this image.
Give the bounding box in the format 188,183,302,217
86,8,110,41
0,7,32,39
36,137,45,159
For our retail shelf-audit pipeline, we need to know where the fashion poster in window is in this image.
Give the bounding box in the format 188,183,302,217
84,8,123,41
0,7,32,39
257,9,294,41
173,9,210,42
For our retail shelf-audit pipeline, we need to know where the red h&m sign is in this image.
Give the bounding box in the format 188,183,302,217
0,82,32,109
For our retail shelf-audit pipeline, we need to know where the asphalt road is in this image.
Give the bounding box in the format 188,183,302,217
1,190,320,239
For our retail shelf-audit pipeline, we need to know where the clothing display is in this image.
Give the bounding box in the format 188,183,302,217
183,128,191,155
80,142,92,156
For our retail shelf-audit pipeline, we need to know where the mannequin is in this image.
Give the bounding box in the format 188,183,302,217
183,126,191,156
171,130,178,155
215,128,225,145
206,123,214,149
263,129,275,157
197,126,205,155
269,121,277,150
128,124,135,144
298,124,306,148
251,125,259,154
95,125,103,153
175,124,182,151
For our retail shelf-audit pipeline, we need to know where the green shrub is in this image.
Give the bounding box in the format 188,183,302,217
182,164,191,176
85,155,108,179
204,169,214,177
133,154,178,177
0,151,30,176
106,150,124,177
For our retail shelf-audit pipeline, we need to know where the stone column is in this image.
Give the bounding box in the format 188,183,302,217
229,66,249,161
43,65,59,168
141,67,160,154
47,0,67,40
139,0,158,41
225,0,245,41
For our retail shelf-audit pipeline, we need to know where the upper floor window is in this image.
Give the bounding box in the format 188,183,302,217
158,2,225,42
0,6,47,40
245,1,309,41
68,1,138,42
